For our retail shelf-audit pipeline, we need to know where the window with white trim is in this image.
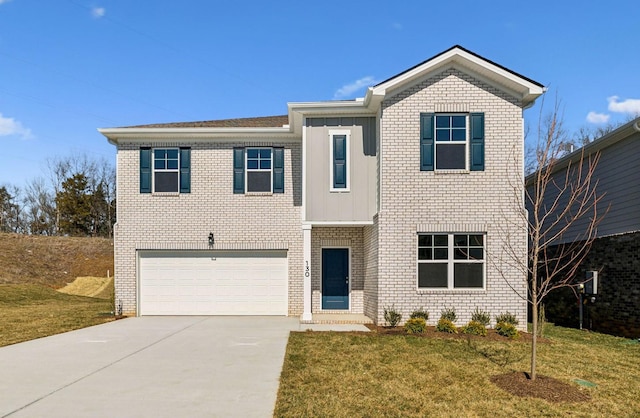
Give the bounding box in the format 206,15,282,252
435,115,467,170
417,233,485,289
153,148,180,192
420,113,485,172
246,148,272,192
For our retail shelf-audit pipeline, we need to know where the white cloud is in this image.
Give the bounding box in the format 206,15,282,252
0,0,12,5
92,7,106,18
607,96,640,115
0,113,32,139
333,76,377,100
391,22,403,31
586,111,610,124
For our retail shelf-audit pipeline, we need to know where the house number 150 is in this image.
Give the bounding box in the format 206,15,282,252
304,261,310,278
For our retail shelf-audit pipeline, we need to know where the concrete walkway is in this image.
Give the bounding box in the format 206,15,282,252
0,316,365,418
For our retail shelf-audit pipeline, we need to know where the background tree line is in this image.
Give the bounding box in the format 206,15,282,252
0,154,115,238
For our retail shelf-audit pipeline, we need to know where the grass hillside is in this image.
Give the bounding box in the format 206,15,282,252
0,232,114,289
0,233,115,347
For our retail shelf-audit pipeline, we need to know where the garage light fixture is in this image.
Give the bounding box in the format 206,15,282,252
208,232,214,246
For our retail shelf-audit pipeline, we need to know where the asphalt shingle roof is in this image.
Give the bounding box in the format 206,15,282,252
125,115,289,129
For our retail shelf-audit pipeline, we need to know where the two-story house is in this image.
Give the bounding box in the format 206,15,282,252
99,46,544,328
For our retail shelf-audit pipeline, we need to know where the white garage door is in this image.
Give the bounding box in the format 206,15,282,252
138,250,288,315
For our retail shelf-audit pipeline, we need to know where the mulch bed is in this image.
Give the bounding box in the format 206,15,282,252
364,325,590,402
365,324,549,343
491,372,591,403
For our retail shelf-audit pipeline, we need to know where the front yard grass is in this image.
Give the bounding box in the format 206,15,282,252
275,324,640,417
0,284,115,347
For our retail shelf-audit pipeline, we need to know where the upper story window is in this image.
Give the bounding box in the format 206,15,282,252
329,130,350,191
246,148,272,193
154,149,180,192
435,115,467,169
140,147,190,194
420,113,485,172
233,147,284,194
417,233,485,289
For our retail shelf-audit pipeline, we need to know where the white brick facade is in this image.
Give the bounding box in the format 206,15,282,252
114,141,303,316
103,47,541,326
376,69,528,328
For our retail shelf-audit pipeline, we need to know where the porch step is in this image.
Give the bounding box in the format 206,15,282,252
301,313,373,325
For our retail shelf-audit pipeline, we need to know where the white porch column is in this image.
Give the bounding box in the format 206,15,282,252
301,224,312,322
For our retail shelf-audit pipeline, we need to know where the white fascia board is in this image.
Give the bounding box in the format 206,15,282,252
372,47,544,107
287,100,376,116
98,127,299,145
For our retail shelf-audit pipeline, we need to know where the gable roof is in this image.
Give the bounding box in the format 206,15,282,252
368,45,544,109
100,46,544,143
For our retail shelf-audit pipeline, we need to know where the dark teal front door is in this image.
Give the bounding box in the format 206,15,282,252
322,248,349,310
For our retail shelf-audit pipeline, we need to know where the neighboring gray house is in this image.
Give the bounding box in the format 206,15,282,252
527,118,640,337
99,46,544,328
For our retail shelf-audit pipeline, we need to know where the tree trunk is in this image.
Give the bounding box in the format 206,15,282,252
531,299,538,380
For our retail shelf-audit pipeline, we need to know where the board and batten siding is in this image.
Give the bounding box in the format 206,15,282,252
304,117,377,222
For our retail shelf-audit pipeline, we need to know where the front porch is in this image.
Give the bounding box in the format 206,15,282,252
299,312,373,325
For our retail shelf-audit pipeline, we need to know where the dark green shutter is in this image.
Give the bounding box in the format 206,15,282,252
470,113,485,171
273,147,284,193
233,148,245,194
420,113,434,171
179,148,191,193
140,148,151,193
333,135,347,189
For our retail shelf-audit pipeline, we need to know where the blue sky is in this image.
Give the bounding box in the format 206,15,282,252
1,0,639,188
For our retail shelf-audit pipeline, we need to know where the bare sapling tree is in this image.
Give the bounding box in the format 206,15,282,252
498,97,608,380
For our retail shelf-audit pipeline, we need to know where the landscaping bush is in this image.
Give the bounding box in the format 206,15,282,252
440,307,457,323
461,320,487,336
409,308,429,322
404,317,427,334
436,318,457,333
496,321,519,339
471,307,491,327
495,312,519,326
384,306,402,327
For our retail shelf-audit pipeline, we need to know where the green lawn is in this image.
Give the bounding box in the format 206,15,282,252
275,325,640,417
0,284,115,347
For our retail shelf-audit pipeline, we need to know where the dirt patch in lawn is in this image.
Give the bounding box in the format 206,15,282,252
57,276,113,299
491,372,591,403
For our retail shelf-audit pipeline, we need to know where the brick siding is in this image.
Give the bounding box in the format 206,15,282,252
376,69,528,329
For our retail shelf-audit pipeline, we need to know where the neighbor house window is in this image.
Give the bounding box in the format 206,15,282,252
417,233,485,289
329,130,350,191
420,113,485,171
233,147,284,194
140,147,190,194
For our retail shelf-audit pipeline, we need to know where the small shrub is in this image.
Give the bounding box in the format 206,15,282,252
461,320,487,336
404,317,427,334
471,307,491,327
495,311,519,326
410,308,429,322
436,318,457,333
440,307,457,323
384,306,402,327
496,321,519,339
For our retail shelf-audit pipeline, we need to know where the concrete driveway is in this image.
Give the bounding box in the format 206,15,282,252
0,316,301,418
